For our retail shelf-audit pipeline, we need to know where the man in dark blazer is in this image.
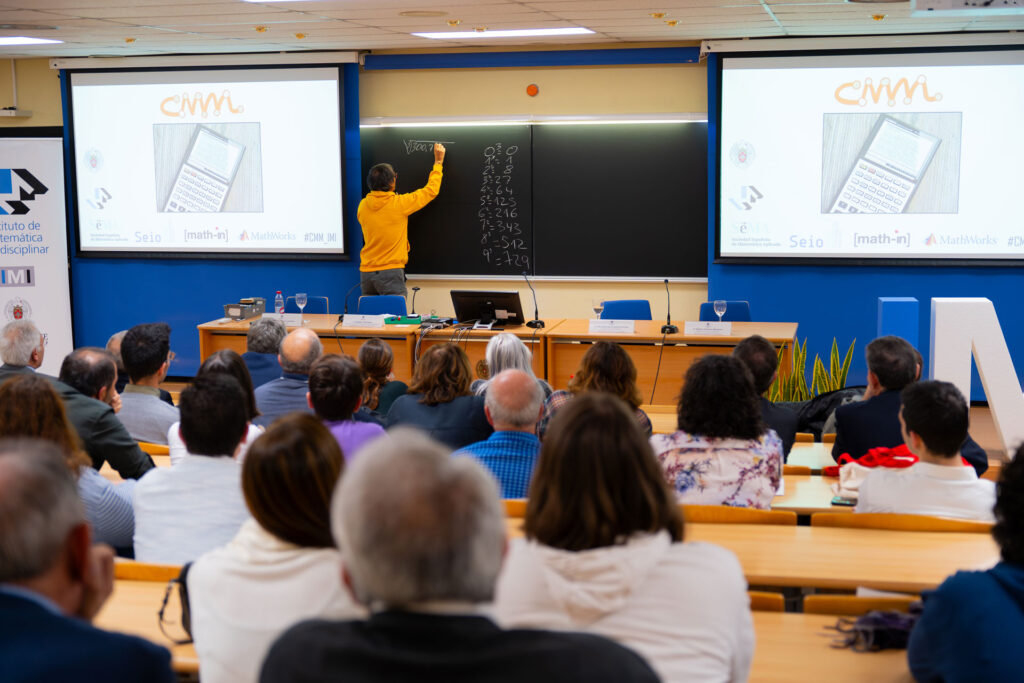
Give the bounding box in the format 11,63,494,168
0,441,174,682
260,429,659,683
241,317,286,389
832,336,987,476
733,334,799,460
253,327,322,427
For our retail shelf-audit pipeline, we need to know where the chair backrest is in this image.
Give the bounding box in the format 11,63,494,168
138,441,170,456
794,432,815,444
504,499,527,518
811,512,994,533
114,560,183,582
748,591,786,612
803,594,919,616
600,299,652,321
822,433,836,444
783,464,812,476
681,504,797,526
357,295,407,316
699,300,752,322
284,295,329,314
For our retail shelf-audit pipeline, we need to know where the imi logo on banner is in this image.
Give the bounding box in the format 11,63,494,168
0,169,48,215
0,266,34,287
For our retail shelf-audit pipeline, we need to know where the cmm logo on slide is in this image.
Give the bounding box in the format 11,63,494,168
160,90,244,118
834,75,942,107
0,169,48,215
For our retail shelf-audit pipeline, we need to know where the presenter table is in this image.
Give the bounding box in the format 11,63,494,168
414,321,560,382
544,320,798,403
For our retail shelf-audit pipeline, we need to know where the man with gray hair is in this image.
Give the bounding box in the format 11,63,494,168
455,369,544,498
253,327,323,427
242,317,286,388
260,429,658,683
0,319,45,379
0,439,174,681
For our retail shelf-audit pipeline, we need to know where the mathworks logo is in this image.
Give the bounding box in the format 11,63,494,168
834,75,942,107
924,234,937,246
0,169,47,215
161,90,243,118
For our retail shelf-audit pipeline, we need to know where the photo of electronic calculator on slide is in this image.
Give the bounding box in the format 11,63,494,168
821,113,961,215
153,123,264,213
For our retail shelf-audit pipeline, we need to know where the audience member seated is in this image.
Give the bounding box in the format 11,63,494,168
133,374,251,564
242,317,286,389
471,333,553,399
260,429,659,683
0,440,174,681
651,355,782,509
856,381,995,521
538,340,651,439
0,374,136,550
189,414,364,683
833,336,988,476
117,322,179,445
107,329,174,404
454,369,543,499
357,338,407,416
908,444,1024,681
1,324,154,480
496,393,754,681
308,354,385,460
167,350,264,466
733,334,798,459
254,327,322,428
386,344,492,450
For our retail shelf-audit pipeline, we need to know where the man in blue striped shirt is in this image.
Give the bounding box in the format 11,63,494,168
454,369,543,499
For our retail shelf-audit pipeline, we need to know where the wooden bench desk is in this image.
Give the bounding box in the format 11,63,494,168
787,443,836,474
773,474,849,516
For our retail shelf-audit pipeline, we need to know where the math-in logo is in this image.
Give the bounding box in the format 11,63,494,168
834,75,942,107
728,186,763,211
0,169,48,215
161,90,243,118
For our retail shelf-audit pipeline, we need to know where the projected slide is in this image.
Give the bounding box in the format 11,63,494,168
70,67,345,257
718,50,1024,261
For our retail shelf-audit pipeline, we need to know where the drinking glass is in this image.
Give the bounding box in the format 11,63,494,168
713,299,727,322
592,298,605,319
296,292,308,325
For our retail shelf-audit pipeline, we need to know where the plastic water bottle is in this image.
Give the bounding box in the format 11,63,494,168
274,291,284,314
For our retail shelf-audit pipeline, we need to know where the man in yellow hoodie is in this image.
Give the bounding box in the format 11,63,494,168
358,143,445,296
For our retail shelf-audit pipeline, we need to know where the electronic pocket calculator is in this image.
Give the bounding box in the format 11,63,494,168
829,115,940,215
163,126,245,213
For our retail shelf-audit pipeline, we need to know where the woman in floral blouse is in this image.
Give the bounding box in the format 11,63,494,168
650,355,782,509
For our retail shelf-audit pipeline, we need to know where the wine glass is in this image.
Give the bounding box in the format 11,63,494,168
296,292,308,325
591,298,605,319
713,299,727,322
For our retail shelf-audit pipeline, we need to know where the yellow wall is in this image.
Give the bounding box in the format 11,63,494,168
360,60,710,320
0,58,63,127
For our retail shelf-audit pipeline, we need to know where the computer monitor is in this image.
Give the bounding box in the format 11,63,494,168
450,290,526,328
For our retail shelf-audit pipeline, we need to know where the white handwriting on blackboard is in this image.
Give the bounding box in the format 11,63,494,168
480,143,528,270
402,139,455,155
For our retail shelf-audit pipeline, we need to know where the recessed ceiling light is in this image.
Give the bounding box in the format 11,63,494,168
413,27,594,39
0,37,63,46
0,24,56,31
400,10,448,18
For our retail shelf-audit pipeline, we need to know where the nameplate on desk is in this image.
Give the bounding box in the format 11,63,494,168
261,313,302,326
684,321,733,336
342,314,388,329
588,319,635,334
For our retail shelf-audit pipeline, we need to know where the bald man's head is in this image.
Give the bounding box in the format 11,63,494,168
278,328,323,375
485,369,544,431
59,348,118,402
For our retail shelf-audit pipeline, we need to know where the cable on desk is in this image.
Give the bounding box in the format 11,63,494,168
649,331,669,405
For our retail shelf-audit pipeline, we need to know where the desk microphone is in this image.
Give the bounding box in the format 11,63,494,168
411,286,421,316
661,278,678,334
339,281,363,321
523,271,545,329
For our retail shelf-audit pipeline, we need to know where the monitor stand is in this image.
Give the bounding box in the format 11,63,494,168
473,320,497,330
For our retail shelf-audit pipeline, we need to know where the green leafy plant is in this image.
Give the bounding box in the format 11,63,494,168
768,337,855,402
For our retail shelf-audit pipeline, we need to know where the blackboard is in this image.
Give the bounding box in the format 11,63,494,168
360,122,707,278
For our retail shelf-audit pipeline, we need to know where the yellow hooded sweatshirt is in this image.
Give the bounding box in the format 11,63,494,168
358,163,443,272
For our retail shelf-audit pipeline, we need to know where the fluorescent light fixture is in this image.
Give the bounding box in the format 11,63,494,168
413,27,593,39
0,36,63,46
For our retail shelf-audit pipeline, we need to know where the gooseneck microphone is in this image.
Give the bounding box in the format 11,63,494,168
339,281,363,321
523,271,545,329
411,286,421,316
660,278,678,334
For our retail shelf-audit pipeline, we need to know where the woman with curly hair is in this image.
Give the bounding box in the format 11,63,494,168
538,340,650,439
908,444,1022,681
650,354,781,509
357,338,407,415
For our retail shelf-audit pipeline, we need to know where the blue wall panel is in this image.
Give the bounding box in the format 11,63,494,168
64,63,364,377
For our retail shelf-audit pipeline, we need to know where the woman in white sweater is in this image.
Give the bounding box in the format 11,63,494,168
494,393,754,683
187,413,364,683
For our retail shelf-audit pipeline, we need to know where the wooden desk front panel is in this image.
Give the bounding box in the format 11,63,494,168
417,326,547,382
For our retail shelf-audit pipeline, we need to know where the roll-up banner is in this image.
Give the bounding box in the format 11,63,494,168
0,138,73,376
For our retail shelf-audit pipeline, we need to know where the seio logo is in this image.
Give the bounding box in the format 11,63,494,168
161,90,243,118
834,75,941,107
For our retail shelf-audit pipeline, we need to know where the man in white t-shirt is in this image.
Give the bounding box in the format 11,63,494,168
856,380,995,521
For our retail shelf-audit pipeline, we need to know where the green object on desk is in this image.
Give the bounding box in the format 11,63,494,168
385,315,423,325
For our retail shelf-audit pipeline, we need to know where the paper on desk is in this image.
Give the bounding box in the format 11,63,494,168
775,478,785,497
